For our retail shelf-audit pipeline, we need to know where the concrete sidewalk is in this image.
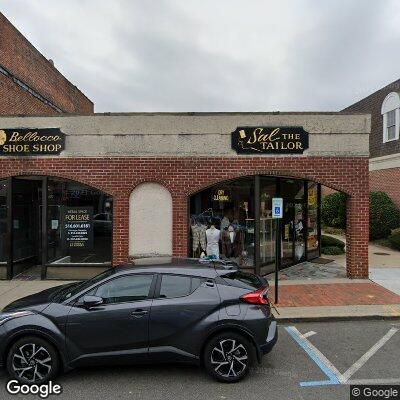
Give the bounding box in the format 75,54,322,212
0,280,70,310
324,232,400,269
370,267,400,295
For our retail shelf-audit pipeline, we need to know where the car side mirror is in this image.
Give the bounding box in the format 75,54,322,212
83,295,103,309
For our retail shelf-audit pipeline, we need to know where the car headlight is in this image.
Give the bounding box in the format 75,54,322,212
0,311,35,326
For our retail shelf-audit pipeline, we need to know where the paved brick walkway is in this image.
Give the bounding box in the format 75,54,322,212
271,282,400,307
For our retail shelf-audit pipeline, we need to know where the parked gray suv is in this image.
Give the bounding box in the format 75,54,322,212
0,258,277,383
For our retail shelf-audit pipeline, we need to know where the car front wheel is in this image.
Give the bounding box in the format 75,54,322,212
6,336,59,384
203,332,255,383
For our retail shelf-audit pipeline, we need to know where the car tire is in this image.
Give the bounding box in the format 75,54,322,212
203,331,255,383
6,336,59,385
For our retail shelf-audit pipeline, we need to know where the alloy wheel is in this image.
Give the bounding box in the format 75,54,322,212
12,343,53,383
210,338,248,378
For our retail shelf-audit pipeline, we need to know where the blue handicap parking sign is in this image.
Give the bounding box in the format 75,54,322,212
272,198,283,218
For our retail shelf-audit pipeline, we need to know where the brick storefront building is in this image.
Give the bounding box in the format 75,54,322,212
0,12,93,115
0,113,370,280
344,79,400,207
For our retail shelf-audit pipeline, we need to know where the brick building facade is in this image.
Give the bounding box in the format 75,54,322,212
0,12,93,115
344,79,400,206
0,113,370,280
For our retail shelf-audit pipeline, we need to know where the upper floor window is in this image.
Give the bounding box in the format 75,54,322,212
381,92,400,143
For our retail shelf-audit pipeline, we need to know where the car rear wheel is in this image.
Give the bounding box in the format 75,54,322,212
6,336,59,384
203,332,254,383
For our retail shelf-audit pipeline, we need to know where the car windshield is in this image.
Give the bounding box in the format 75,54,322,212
52,268,115,303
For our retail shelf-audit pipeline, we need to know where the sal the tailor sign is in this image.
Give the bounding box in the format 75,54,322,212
231,126,309,154
0,128,65,156
62,207,94,250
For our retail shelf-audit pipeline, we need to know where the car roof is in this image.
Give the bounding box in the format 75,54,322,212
113,257,238,278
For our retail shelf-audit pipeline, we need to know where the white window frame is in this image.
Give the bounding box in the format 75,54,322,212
381,92,400,143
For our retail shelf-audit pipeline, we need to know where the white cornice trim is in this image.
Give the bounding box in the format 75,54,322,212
370,153,400,171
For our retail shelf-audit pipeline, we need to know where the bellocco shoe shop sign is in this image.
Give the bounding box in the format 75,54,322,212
0,128,65,156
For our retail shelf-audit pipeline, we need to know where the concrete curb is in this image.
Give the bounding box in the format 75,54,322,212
275,315,400,323
271,303,400,323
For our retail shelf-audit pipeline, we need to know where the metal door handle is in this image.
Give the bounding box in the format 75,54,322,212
131,309,148,317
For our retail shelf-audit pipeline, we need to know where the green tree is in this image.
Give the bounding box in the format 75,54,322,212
321,192,346,228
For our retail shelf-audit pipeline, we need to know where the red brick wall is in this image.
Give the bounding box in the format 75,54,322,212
0,74,56,115
343,79,400,159
0,156,369,278
370,168,400,208
0,12,93,114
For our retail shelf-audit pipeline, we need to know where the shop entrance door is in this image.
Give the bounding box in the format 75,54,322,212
281,201,306,266
10,177,42,278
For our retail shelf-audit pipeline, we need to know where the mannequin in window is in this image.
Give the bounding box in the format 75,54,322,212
221,224,244,260
220,215,230,232
295,211,304,238
206,220,220,259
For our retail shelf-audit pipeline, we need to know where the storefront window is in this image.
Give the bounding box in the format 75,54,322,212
281,179,305,200
189,176,321,271
47,178,113,265
307,182,320,259
0,180,7,265
189,177,255,268
259,177,276,266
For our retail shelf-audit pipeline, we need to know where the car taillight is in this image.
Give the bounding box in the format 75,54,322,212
240,287,269,305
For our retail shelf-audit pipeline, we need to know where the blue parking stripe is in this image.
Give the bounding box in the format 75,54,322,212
300,380,340,387
285,326,340,386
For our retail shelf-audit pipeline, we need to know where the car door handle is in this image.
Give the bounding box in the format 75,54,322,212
131,309,148,317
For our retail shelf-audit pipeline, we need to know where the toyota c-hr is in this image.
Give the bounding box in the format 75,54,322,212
0,258,277,383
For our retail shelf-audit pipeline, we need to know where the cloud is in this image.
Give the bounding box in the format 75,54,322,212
1,0,400,111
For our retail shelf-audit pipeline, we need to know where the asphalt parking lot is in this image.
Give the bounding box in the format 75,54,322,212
0,320,399,400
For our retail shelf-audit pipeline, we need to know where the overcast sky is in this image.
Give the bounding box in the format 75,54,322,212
1,0,400,112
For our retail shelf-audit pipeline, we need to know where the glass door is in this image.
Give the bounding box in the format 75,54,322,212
259,177,276,274
293,202,306,263
281,201,306,266
281,201,295,265
0,180,7,279
11,178,42,278
307,182,320,259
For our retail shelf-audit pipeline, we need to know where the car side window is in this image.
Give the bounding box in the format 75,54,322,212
93,274,154,304
222,271,264,290
159,275,204,299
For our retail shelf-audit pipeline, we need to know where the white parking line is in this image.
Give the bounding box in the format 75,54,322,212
342,327,399,382
285,325,399,387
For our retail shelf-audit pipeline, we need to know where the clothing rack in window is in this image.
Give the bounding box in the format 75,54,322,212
190,208,215,226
